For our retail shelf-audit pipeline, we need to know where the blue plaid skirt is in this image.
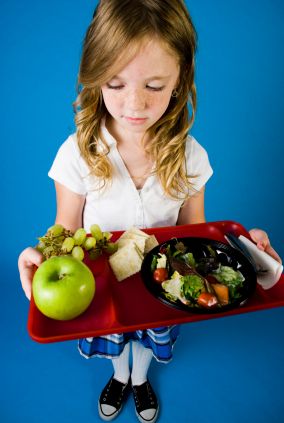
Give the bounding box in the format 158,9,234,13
78,325,180,363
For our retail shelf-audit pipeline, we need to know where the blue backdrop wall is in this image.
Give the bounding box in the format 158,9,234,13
2,0,283,258
1,1,284,423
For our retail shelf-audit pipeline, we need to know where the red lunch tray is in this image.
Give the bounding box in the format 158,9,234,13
27,220,284,343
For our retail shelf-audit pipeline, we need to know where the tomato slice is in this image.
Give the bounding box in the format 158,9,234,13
153,268,168,283
197,292,218,308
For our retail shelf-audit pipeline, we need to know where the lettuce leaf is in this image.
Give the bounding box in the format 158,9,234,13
182,274,204,300
212,265,245,298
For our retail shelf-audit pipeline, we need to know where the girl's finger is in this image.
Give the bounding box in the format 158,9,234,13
264,244,282,264
19,265,35,300
249,228,282,263
249,228,269,245
18,248,44,300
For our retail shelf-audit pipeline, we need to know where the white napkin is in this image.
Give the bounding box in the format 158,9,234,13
238,235,283,289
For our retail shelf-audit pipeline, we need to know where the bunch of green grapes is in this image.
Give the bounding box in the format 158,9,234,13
36,223,118,261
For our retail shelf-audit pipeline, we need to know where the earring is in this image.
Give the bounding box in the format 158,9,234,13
171,89,178,97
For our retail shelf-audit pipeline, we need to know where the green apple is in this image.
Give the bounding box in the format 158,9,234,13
32,255,95,320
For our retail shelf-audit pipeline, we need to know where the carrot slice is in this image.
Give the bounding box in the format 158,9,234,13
211,284,229,305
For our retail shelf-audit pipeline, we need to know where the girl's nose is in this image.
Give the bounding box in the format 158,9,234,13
128,89,146,111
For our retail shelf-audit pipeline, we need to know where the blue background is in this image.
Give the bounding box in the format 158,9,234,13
1,0,284,422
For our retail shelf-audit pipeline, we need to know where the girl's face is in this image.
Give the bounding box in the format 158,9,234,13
101,38,180,140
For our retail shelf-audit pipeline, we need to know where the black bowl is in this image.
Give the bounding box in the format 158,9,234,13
141,237,257,314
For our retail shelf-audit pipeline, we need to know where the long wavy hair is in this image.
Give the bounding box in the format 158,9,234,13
75,0,197,199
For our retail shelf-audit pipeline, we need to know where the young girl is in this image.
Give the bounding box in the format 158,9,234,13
18,1,281,422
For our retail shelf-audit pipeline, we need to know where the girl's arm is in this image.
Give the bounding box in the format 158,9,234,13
18,182,86,299
53,181,86,231
177,186,206,225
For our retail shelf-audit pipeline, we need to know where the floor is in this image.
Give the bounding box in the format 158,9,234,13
2,264,284,423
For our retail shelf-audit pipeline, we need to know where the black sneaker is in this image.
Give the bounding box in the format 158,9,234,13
132,380,159,423
98,376,130,421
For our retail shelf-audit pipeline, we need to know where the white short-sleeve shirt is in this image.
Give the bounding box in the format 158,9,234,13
48,124,213,231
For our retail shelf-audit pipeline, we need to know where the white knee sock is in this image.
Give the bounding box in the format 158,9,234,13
111,342,130,385
131,341,153,386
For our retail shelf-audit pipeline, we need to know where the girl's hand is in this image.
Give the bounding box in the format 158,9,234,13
18,247,44,300
249,228,282,263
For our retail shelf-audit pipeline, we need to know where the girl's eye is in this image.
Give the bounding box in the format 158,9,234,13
106,84,165,91
106,84,124,90
146,85,165,92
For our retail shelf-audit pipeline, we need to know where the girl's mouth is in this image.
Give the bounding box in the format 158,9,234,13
125,116,147,124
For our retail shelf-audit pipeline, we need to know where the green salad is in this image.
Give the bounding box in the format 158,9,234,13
151,240,245,309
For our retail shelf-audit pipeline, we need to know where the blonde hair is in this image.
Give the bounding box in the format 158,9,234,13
75,0,197,199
